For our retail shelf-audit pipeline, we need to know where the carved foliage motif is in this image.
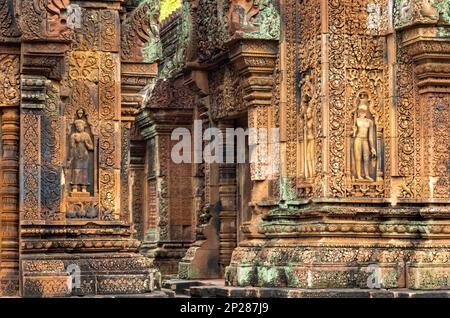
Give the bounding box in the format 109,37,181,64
396,42,420,198
22,114,41,220
283,0,298,182
70,7,119,52
17,0,73,40
0,54,20,106
209,65,245,120
41,82,63,220
224,0,280,40
121,0,162,63
146,79,194,109
426,95,449,198
196,0,226,62
69,51,99,82
0,0,21,38
121,122,131,223
328,0,390,198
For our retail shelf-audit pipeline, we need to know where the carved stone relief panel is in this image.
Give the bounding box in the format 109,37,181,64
327,0,391,199
0,0,21,39
70,7,120,52
224,0,280,40
17,3,122,222
0,54,20,106
394,0,450,29
17,0,74,40
294,0,323,198
196,0,226,62
209,65,245,121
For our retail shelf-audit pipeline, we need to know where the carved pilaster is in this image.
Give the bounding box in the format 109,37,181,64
0,108,20,296
397,16,450,200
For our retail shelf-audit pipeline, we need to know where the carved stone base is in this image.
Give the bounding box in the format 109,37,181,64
140,243,188,277
0,275,20,297
21,253,161,297
226,242,450,289
226,203,450,290
178,242,220,280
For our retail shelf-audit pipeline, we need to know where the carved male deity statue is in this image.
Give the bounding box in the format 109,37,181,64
68,109,94,193
304,97,314,179
352,92,377,182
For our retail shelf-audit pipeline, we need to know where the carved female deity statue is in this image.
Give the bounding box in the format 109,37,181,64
68,109,94,193
352,92,377,182
304,97,314,179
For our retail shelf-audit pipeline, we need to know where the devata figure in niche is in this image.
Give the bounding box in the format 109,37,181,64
304,96,314,180
352,91,377,182
68,109,94,193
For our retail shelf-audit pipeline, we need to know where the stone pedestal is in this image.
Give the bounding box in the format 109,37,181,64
22,253,160,297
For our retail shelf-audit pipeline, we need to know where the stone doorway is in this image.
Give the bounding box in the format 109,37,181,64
217,115,251,274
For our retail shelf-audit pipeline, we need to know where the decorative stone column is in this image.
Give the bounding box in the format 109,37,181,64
0,0,21,297
0,109,20,297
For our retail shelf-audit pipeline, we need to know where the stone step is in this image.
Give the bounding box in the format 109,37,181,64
190,286,450,298
163,279,204,295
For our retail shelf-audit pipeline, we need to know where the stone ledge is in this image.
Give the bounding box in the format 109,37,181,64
190,286,450,298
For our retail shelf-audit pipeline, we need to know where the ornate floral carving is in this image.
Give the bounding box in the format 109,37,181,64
196,0,226,62
0,0,21,38
17,0,73,40
225,0,280,40
121,0,162,63
69,51,100,82
0,54,20,106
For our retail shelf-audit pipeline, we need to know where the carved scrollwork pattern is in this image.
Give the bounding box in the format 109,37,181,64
0,54,20,106
396,42,419,198
41,82,63,220
196,0,226,62
22,114,41,220
17,0,73,40
327,0,390,198
0,0,21,38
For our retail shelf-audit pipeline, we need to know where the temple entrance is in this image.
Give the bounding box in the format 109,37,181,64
217,115,251,274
